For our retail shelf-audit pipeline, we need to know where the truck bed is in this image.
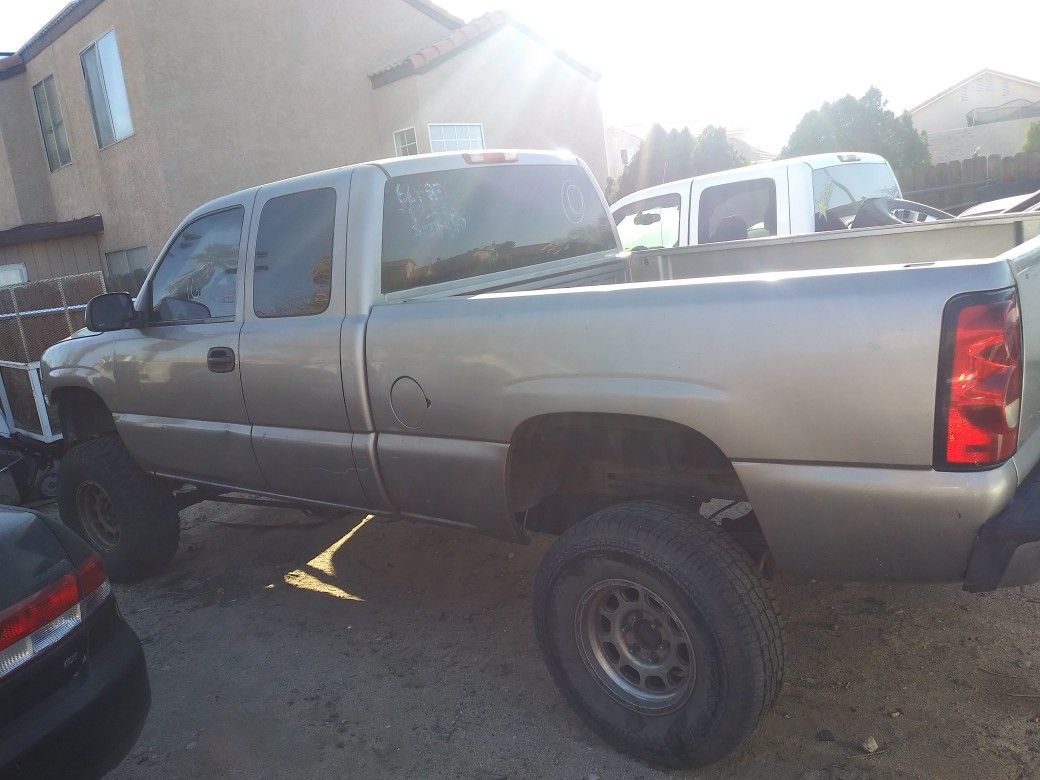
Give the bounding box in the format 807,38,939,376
625,213,1040,283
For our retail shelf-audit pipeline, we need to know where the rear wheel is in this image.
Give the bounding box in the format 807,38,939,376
58,436,180,582
533,499,784,768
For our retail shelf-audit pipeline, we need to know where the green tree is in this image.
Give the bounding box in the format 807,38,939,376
616,124,747,199
1025,121,1040,153
691,125,747,175
781,87,930,169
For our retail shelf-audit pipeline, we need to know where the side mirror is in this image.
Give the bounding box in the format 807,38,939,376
85,292,138,332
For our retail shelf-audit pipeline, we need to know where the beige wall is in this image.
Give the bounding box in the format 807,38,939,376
7,0,450,263
138,0,448,247
913,73,1040,134
926,116,1038,164
0,130,21,230
15,0,170,262
0,71,58,229
372,26,608,183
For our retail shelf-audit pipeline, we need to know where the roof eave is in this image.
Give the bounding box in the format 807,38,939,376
0,215,104,249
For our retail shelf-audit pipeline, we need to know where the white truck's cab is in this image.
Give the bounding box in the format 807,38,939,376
611,152,905,250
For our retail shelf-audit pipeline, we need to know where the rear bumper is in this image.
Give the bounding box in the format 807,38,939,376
0,612,150,779
735,459,1020,583
964,460,1040,592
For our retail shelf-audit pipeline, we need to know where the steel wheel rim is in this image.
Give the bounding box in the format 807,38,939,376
575,578,696,714
76,480,119,551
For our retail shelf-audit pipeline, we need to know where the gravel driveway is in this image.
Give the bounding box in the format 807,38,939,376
101,504,1040,779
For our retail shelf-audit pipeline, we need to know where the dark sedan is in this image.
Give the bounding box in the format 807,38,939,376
0,506,149,778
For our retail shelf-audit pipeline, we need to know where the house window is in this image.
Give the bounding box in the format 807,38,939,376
428,123,484,153
960,85,968,101
1003,79,1011,96
80,30,134,149
105,246,151,294
393,127,418,156
0,264,28,287
978,74,992,92
620,148,630,167
32,76,72,171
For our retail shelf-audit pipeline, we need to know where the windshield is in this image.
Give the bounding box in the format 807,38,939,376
812,162,901,228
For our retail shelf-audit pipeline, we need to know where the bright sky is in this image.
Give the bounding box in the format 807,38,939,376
4,0,1038,153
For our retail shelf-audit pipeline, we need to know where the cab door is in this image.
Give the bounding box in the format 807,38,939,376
112,194,266,489
238,170,368,508
688,170,791,245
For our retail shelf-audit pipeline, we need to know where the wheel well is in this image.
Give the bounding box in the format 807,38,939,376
507,413,751,537
51,388,116,446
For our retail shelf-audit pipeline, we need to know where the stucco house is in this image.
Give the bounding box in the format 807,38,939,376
910,69,1040,164
0,0,606,292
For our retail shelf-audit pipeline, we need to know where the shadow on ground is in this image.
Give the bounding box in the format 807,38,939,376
108,503,1040,779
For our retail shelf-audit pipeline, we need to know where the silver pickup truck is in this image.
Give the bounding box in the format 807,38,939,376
41,150,1040,768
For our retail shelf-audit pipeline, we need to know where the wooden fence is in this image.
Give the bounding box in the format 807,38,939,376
896,151,1040,211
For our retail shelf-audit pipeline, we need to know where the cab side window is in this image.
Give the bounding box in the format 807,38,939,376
613,194,681,251
698,179,777,244
253,188,336,318
149,207,244,324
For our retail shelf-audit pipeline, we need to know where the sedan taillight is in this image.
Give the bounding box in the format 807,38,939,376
0,554,112,679
935,287,1022,469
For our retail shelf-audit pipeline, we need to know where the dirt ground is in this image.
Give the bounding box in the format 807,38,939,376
91,502,1040,779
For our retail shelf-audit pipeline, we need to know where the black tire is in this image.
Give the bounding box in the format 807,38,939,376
533,499,784,768
58,436,180,583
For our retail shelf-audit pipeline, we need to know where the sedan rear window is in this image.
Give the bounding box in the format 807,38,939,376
381,165,616,294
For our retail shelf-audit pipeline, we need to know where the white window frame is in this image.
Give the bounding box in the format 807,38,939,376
32,75,72,172
79,28,135,150
0,264,28,287
427,123,485,153
104,245,150,293
393,126,418,156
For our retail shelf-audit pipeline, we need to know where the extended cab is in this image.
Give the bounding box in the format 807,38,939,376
611,152,954,250
41,150,1040,768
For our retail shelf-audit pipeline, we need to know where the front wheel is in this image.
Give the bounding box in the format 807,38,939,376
58,436,180,582
533,500,784,768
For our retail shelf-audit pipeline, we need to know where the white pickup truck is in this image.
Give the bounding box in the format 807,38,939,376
611,152,953,250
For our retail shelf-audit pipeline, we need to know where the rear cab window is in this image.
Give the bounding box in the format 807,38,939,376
253,188,336,318
613,195,681,250
380,165,616,295
698,179,777,244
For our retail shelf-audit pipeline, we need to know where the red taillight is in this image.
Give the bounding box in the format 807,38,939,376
76,554,108,599
0,574,78,652
936,288,1022,468
0,554,111,679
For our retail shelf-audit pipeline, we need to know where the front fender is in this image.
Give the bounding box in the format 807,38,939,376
41,333,117,405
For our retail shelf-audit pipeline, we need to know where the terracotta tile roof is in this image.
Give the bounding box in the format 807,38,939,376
370,10,600,88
